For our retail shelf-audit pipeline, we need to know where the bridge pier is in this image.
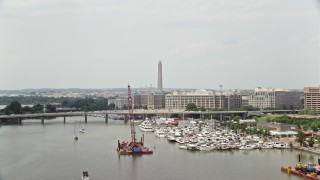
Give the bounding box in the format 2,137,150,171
41,117,44,124
220,113,223,121
105,114,108,123
124,115,128,123
18,117,22,125
85,114,87,123
63,116,66,123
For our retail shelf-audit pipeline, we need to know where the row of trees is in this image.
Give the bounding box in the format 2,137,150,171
221,120,271,136
295,131,316,147
0,96,76,105
0,101,49,115
270,116,320,131
0,97,110,115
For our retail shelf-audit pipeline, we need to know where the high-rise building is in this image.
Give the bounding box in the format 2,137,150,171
165,90,242,110
157,61,163,91
304,86,320,111
133,92,165,109
249,87,301,109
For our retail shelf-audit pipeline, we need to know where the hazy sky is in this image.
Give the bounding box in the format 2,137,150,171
0,0,319,90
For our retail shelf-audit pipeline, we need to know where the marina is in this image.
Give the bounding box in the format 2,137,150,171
0,116,316,180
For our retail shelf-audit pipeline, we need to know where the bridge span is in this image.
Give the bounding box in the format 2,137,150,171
0,109,300,124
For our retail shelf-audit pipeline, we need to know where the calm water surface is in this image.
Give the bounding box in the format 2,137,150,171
0,116,317,180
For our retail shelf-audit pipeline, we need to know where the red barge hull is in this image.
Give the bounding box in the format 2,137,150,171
281,166,319,180
117,150,153,155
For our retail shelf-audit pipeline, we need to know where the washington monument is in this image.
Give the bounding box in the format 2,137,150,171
158,61,163,91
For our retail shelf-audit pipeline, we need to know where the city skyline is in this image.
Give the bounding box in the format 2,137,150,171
0,0,319,90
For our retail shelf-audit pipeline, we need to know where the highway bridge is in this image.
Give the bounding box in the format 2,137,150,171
0,109,301,124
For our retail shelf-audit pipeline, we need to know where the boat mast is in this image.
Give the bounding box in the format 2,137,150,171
128,85,136,143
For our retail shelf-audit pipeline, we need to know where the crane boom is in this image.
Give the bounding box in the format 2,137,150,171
127,85,136,143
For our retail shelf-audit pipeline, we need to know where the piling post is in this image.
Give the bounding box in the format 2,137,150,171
85,114,87,123
18,117,22,125
105,114,108,123
63,116,66,123
41,117,44,124
124,114,128,123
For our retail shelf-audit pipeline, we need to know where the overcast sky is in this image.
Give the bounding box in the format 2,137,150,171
0,0,319,90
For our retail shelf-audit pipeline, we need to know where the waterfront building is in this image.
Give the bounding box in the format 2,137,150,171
108,94,128,109
239,119,257,126
258,122,298,132
133,92,165,109
165,90,242,110
304,86,320,111
249,87,300,109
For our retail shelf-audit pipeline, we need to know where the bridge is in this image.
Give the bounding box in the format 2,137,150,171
0,109,301,124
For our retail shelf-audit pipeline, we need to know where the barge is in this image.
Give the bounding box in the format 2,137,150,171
116,85,153,156
281,165,319,180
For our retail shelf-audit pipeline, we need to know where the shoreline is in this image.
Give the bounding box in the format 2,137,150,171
293,145,320,155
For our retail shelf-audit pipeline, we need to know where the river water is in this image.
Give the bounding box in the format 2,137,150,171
0,116,317,180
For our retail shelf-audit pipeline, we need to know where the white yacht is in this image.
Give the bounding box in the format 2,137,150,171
154,129,167,138
261,142,274,149
167,135,176,142
275,143,291,149
179,144,188,149
139,120,155,132
239,144,256,150
187,143,198,150
199,144,214,151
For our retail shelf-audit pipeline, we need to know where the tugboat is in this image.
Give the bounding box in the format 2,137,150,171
82,171,90,180
117,85,153,155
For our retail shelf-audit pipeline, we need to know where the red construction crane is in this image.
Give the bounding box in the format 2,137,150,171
116,85,153,155
127,85,136,143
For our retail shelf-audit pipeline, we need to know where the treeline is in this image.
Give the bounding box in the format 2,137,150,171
0,97,109,115
0,96,76,105
62,97,109,111
269,116,320,131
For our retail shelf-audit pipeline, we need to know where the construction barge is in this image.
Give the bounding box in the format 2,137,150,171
281,165,319,180
116,85,153,155
117,139,153,155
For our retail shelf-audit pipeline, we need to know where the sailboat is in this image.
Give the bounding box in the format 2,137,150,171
74,120,79,140
79,119,85,133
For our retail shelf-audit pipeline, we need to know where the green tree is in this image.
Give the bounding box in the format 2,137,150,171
295,131,307,146
22,106,32,113
302,124,309,131
186,103,198,111
233,115,241,122
310,123,318,132
5,101,22,115
45,104,56,113
308,137,315,147
109,103,116,109
32,104,44,113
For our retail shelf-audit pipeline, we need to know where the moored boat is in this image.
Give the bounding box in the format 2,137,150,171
82,171,90,180
239,144,255,150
